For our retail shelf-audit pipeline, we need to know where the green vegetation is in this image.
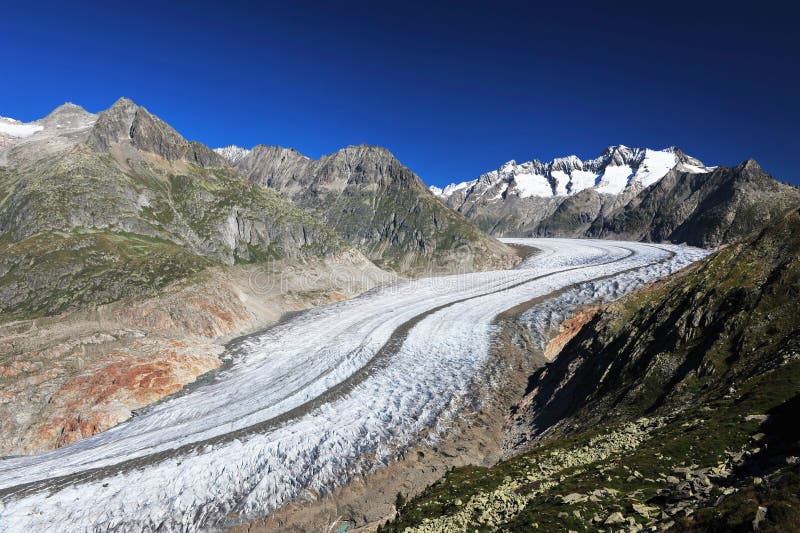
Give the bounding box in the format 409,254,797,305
0,142,347,321
0,230,211,320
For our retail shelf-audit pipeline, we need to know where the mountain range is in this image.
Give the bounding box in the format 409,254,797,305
2,98,800,528
0,99,519,320
216,143,516,273
434,146,800,247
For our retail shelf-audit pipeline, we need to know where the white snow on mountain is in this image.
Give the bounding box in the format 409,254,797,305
435,146,711,201
634,148,680,188
0,116,44,138
513,168,553,198
214,144,251,164
595,163,634,195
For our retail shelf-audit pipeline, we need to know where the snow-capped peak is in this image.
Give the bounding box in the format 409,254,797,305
435,146,711,201
214,145,251,164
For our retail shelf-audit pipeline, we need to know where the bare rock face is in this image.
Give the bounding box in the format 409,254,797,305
542,306,600,360
229,144,520,274
16,338,224,453
87,97,229,167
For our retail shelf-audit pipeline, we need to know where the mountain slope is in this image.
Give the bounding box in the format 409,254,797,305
0,98,348,319
590,159,800,246
222,144,520,274
383,207,800,532
434,146,800,246
0,100,392,454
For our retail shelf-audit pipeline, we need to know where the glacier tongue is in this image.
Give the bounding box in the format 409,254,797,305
0,239,709,531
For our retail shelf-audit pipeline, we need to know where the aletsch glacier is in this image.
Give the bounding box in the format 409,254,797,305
0,239,709,531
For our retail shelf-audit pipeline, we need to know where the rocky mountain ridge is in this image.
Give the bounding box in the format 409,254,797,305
434,145,709,200
220,143,520,274
0,98,349,319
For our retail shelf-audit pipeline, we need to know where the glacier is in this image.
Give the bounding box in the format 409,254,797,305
0,239,710,532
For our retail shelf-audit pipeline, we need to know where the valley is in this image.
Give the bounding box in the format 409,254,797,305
0,239,708,531
3,4,798,530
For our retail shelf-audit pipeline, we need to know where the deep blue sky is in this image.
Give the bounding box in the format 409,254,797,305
2,1,798,186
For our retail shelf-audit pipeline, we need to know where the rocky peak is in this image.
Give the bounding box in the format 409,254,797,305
87,97,227,168
213,145,251,164
315,144,419,187
550,155,583,172
37,103,96,129
88,97,147,149
740,158,763,173
327,144,397,166
596,145,646,167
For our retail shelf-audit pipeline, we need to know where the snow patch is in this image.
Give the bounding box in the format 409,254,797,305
595,164,633,195
214,145,251,164
512,170,552,198
634,149,678,188
0,117,43,138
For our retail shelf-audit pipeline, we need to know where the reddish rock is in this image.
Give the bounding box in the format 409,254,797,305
544,306,600,361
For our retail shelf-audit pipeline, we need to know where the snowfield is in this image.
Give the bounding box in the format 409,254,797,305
0,239,710,532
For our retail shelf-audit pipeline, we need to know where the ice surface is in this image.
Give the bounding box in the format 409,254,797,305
0,239,709,531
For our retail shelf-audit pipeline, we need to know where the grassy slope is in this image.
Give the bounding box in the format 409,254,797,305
0,150,346,321
382,208,800,532
0,231,211,320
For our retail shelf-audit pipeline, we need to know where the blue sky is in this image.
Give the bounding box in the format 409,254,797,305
2,1,798,186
